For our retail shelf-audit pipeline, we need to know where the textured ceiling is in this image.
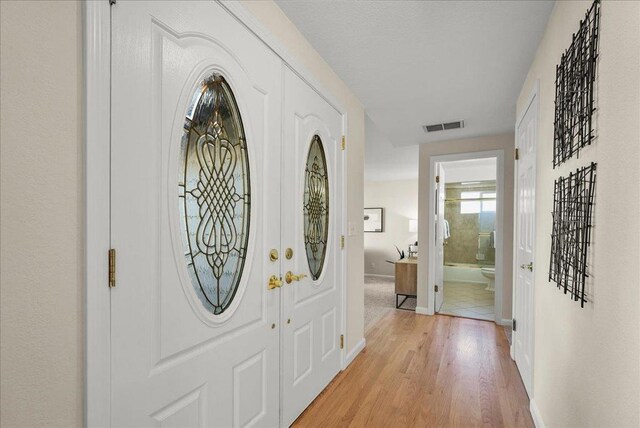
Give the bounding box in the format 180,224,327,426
275,0,554,180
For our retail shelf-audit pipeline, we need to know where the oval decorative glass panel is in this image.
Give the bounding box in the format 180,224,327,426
178,74,250,315
303,135,329,280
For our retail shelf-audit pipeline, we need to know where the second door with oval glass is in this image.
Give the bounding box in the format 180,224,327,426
281,67,344,427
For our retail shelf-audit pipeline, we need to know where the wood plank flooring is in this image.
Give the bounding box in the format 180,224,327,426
293,311,533,428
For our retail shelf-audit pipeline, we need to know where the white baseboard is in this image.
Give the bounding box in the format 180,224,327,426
529,399,545,428
500,318,512,326
343,337,365,369
364,273,394,279
415,306,431,315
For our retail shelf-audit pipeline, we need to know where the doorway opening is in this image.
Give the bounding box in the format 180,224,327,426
431,152,504,323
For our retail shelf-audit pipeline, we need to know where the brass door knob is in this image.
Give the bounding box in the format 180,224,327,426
268,275,283,290
285,271,308,284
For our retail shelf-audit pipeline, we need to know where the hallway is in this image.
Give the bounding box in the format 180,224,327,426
293,311,533,427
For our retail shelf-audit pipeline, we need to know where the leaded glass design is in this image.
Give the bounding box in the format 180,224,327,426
178,74,250,315
303,135,329,280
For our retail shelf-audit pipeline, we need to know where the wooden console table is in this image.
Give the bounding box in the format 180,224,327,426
395,258,417,310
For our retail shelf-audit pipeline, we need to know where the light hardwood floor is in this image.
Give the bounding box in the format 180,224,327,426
293,311,533,428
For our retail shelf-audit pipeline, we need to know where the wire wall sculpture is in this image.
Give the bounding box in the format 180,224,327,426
553,0,600,168
549,162,597,307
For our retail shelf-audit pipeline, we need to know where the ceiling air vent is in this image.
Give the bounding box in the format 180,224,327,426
423,120,465,133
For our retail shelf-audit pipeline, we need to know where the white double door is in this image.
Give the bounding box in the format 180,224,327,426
110,2,343,426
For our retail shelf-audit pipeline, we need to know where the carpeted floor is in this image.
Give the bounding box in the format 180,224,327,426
364,275,416,331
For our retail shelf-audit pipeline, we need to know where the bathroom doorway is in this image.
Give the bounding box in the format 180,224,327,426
431,153,504,323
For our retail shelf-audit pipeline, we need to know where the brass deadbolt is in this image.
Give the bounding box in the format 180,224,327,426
285,248,293,260
269,249,279,262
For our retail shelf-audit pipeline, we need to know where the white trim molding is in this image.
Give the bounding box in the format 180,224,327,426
84,1,111,426
427,150,506,322
415,306,431,315
500,318,513,327
529,399,546,428
343,338,366,369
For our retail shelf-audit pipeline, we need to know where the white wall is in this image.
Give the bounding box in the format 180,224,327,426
1,1,83,426
0,1,365,425
417,133,515,318
364,179,419,276
517,1,639,426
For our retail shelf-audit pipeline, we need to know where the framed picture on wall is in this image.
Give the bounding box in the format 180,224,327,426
364,207,384,232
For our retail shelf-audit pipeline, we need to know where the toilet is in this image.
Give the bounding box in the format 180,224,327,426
481,267,495,291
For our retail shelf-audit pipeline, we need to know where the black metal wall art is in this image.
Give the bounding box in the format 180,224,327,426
553,0,600,168
549,162,597,307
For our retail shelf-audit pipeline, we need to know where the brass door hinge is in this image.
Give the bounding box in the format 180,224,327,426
435,175,440,184
340,235,345,249
515,148,520,160
512,319,517,332
341,136,346,150
340,334,344,349
434,284,439,292
108,249,116,288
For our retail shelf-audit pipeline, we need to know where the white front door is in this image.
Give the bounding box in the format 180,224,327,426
434,164,446,312
110,2,282,426
281,68,344,426
513,92,537,397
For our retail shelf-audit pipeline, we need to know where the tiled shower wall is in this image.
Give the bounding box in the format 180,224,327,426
443,182,496,266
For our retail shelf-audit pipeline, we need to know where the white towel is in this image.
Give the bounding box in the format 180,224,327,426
443,219,451,240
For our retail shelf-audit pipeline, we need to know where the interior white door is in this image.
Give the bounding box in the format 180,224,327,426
513,93,537,397
434,165,446,312
110,2,282,426
281,67,344,426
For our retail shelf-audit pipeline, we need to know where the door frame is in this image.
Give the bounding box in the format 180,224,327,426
510,80,539,392
84,2,111,426
84,1,349,426
426,150,505,324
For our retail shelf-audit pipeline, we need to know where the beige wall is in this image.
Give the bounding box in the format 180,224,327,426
364,179,418,276
517,1,640,426
241,0,365,356
0,1,365,426
0,1,84,427
417,133,515,319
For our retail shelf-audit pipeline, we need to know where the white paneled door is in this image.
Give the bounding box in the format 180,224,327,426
513,91,537,397
110,2,344,426
110,2,282,426
281,68,344,426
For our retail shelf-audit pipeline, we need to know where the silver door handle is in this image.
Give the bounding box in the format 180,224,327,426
520,262,533,272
